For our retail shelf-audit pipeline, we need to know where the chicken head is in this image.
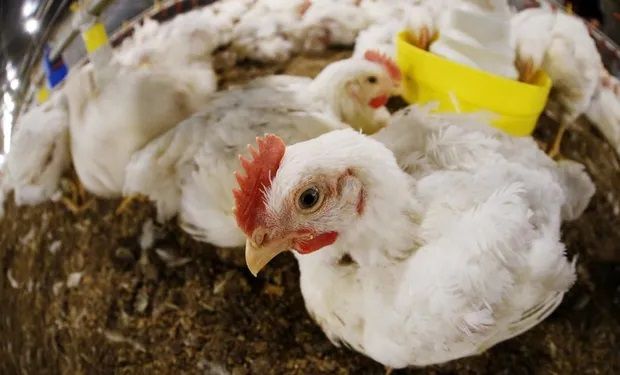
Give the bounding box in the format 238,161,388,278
233,132,375,275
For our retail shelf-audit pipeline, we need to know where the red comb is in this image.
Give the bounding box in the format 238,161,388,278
233,134,286,235
364,50,402,82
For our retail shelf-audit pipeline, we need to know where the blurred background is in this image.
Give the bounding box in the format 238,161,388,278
0,0,619,158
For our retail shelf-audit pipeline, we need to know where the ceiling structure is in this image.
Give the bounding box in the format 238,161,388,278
1,0,71,91
0,0,153,154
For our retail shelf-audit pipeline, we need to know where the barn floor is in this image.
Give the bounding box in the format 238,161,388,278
0,50,619,374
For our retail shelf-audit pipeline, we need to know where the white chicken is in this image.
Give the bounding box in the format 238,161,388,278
512,6,602,157
114,5,225,110
124,52,401,246
233,107,594,368
232,0,311,62
298,0,370,53
4,93,70,207
63,8,220,201
63,60,200,200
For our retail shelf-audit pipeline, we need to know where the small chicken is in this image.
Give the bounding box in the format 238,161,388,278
233,107,594,367
4,93,70,207
124,52,401,246
512,7,602,157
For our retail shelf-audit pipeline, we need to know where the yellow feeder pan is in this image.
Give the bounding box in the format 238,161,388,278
395,31,552,136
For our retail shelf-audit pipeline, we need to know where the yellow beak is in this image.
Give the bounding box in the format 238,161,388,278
244,238,290,276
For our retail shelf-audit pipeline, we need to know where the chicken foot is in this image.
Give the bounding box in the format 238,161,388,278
516,57,537,84
547,120,568,159
115,194,148,216
61,176,94,214
406,27,436,51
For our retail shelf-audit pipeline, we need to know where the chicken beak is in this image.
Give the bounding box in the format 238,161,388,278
245,238,290,276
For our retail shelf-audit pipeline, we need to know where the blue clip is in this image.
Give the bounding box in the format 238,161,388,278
43,45,69,89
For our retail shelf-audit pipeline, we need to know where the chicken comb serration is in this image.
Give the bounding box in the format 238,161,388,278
233,134,286,235
364,50,402,82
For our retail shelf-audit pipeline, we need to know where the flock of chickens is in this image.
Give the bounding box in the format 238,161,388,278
1,0,618,369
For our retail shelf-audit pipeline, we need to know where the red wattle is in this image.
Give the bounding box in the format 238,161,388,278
295,232,339,254
369,95,388,108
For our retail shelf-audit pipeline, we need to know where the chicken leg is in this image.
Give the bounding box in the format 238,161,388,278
406,27,435,51
115,194,148,216
516,57,537,84
547,120,568,159
61,176,94,214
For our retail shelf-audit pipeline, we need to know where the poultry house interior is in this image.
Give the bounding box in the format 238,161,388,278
0,0,619,374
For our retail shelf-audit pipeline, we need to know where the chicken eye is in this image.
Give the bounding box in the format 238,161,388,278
297,186,322,212
366,75,378,84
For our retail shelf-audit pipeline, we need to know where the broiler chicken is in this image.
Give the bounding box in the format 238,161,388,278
298,0,370,53
512,6,602,157
124,52,401,246
63,8,219,201
115,2,242,80
232,0,311,62
63,61,200,199
4,93,70,207
232,107,594,368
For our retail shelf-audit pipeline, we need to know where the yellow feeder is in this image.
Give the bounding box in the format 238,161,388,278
395,31,552,136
